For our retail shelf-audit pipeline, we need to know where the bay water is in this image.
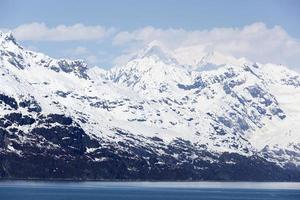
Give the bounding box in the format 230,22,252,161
0,181,299,200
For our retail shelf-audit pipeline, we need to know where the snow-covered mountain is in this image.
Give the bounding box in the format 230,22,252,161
0,31,300,180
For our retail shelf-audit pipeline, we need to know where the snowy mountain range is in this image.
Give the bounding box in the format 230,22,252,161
0,31,300,181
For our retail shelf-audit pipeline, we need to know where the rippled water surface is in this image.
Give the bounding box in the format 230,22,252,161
0,181,299,200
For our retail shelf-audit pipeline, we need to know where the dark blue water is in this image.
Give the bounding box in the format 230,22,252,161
0,181,299,200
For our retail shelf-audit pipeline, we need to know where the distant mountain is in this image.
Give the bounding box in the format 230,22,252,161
0,31,300,181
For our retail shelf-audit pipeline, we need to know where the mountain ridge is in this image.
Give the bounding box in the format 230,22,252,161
0,31,300,181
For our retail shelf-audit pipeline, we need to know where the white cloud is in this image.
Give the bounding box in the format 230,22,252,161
3,22,300,69
62,46,99,66
12,22,115,41
62,46,113,67
63,46,91,56
85,55,99,65
113,23,300,69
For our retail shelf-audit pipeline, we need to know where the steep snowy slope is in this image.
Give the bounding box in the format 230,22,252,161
108,41,193,97
108,42,300,163
0,31,299,180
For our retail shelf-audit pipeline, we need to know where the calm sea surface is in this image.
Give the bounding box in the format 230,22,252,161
0,181,299,200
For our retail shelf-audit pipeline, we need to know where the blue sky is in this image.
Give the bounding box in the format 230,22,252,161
1,0,300,69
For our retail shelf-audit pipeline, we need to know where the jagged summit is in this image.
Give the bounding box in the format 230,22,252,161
0,31,89,79
0,31,23,53
172,44,250,71
108,42,192,94
196,51,249,69
0,31,15,42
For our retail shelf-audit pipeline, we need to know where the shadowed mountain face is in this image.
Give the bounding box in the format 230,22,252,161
0,31,300,181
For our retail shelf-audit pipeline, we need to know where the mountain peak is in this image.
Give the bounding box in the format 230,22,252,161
136,40,178,64
195,51,249,70
0,32,90,79
0,31,17,44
